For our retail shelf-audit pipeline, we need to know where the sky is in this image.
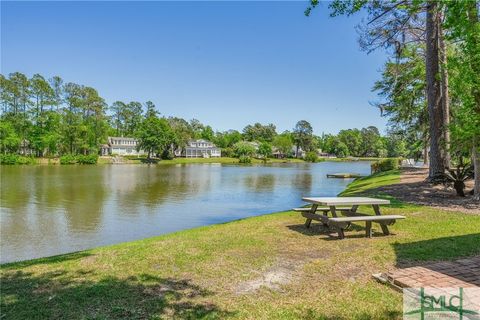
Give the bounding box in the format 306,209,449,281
1,1,389,135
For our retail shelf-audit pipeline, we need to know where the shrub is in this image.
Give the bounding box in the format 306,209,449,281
76,154,98,164
371,158,400,173
161,150,174,160
0,154,36,165
221,147,234,158
305,151,318,163
233,141,256,157
0,154,19,164
60,154,77,165
238,155,252,164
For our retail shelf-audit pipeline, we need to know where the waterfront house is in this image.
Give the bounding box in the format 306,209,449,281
177,139,221,158
101,137,146,156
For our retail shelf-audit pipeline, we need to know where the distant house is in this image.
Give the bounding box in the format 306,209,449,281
177,139,221,158
100,137,146,156
292,146,306,158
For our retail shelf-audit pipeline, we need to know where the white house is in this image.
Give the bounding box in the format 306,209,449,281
177,139,221,158
100,137,146,156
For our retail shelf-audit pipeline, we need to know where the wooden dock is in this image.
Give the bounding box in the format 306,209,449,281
326,173,364,178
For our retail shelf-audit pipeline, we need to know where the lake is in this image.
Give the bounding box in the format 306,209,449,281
0,161,371,263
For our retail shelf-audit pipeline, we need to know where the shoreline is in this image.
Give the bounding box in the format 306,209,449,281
1,156,381,166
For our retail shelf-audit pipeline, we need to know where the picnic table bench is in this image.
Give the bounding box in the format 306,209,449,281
294,197,405,239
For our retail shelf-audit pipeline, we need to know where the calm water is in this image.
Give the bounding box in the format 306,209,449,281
0,161,371,263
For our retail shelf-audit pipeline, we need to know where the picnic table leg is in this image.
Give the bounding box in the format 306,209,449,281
330,206,345,239
372,204,390,235
305,204,318,228
365,221,372,238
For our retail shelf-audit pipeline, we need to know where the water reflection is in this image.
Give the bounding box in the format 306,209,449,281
0,161,372,262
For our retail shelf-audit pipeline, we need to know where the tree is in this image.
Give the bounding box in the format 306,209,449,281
168,117,194,151
360,126,381,157
293,120,314,157
425,0,446,181
257,142,272,162
0,119,20,154
273,133,293,158
233,141,256,157
445,1,480,199
201,125,214,141
306,0,450,181
242,123,277,142
337,129,362,156
136,113,174,160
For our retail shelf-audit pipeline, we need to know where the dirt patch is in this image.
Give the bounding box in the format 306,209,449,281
235,249,333,295
376,168,479,214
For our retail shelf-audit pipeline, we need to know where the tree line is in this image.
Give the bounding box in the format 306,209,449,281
306,0,480,199
0,72,407,161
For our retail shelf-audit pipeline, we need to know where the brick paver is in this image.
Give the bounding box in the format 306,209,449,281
384,256,480,310
386,256,480,289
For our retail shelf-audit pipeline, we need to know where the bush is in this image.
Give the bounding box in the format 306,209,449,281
0,154,19,164
221,147,234,158
371,158,400,173
0,154,36,165
238,155,252,164
76,154,98,164
60,154,77,165
161,150,174,160
233,141,256,157
305,151,318,163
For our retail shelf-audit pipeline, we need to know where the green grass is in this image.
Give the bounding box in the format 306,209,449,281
1,170,479,319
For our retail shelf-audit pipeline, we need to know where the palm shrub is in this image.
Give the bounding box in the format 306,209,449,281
444,164,473,197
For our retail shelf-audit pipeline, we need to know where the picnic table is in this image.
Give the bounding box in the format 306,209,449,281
294,197,405,239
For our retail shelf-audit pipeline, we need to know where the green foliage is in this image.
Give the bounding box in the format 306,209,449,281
59,154,77,165
293,120,314,154
257,142,272,161
76,154,98,165
0,154,35,165
135,108,174,159
220,147,234,158
243,123,277,142
238,155,252,164
304,151,318,163
371,158,400,174
233,141,256,157
272,133,293,157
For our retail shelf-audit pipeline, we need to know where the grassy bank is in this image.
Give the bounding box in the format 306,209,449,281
2,170,479,319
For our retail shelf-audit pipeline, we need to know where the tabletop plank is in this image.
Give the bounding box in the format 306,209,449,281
302,197,390,206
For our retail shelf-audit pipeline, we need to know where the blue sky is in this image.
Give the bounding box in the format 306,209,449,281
1,1,388,135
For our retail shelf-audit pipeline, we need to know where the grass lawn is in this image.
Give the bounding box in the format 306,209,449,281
1,170,479,319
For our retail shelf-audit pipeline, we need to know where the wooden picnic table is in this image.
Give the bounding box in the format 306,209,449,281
295,197,405,239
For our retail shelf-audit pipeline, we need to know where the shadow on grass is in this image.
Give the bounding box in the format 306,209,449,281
392,233,480,265
300,309,402,320
1,269,232,320
286,223,391,240
1,251,93,270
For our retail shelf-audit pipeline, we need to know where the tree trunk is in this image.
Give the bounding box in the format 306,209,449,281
438,20,451,169
426,1,446,182
473,143,480,201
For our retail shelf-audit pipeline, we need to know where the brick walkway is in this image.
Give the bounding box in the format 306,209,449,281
381,256,480,311
385,256,480,289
